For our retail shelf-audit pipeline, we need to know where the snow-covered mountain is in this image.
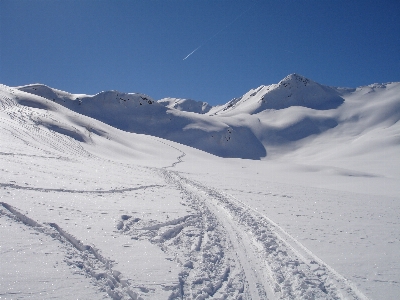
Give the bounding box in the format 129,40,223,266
15,74,400,162
1,76,400,299
16,84,265,159
211,73,344,115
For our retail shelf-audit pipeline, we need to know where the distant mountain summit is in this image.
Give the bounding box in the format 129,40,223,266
213,73,344,115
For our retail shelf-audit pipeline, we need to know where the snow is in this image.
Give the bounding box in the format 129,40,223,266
1,74,400,299
158,98,212,114
210,74,344,115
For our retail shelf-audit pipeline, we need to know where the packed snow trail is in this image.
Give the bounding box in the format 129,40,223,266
154,168,368,299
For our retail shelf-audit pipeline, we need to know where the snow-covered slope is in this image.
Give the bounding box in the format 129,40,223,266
1,80,400,299
282,81,400,180
16,84,266,159
212,74,344,115
1,84,182,167
16,75,400,164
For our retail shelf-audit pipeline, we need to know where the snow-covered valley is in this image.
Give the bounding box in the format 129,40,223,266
1,74,399,299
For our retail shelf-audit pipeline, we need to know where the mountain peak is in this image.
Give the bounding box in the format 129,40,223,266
279,73,311,87
213,74,344,115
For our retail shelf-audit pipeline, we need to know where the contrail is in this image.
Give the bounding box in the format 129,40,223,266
183,45,202,60
183,3,254,60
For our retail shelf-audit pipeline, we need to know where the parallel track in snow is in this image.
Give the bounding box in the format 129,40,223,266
151,169,247,299
159,169,368,299
0,202,141,300
0,182,164,194
224,193,369,300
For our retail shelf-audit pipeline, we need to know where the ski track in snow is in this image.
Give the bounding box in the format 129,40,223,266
224,194,369,300
118,168,246,299
155,138,186,169
156,168,368,299
123,138,369,299
0,182,164,194
0,201,144,300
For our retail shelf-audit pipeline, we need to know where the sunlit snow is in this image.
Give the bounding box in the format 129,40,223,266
1,74,399,299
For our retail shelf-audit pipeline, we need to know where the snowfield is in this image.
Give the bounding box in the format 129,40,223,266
1,74,399,299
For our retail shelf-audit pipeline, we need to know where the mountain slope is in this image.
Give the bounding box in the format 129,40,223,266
212,74,344,115
16,84,266,159
15,75,400,163
0,84,182,167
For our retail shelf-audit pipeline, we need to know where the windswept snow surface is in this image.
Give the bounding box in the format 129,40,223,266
1,76,400,299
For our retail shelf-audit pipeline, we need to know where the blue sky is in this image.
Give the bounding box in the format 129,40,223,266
1,0,399,105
